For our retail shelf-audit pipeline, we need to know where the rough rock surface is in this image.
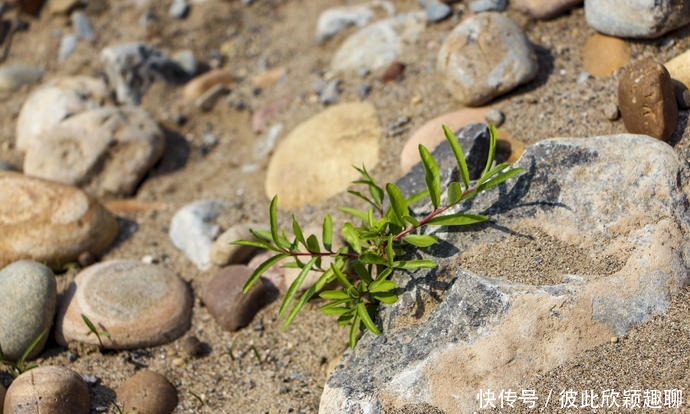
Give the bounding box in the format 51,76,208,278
0,172,119,269
4,366,90,414
23,106,165,197
320,134,690,413
585,0,690,39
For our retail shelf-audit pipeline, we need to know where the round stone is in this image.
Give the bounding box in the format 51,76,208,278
0,261,55,361
437,12,538,106
0,172,119,270
116,370,178,414
265,102,381,209
4,366,90,414
55,260,192,349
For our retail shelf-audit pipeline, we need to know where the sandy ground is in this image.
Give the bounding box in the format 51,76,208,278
0,0,689,413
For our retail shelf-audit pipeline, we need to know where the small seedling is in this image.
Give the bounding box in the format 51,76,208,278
237,125,523,347
81,313,111,349
0,329,46,378
110,399,137,414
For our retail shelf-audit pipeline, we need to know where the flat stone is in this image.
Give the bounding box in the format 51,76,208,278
4,366,89,414
585,0,690,39
513,0,581,19
265,102,381,209
581,33,630,78
15,76,109,151
315,2,394,43
210,223,266,267
618,58,678,141
437,12,538,106
469,0,508,13
419,0,452,22
170,200,227,270
664,49,690,89
0,65,43,93
55,260,192,349
0,172,119,269
116,370,178,414
321,134,690,413
0,261,55,361
23,106,165,197
201,265,278,332
331,12,425,74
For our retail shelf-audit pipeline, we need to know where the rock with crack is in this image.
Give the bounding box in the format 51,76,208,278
320,134,690,413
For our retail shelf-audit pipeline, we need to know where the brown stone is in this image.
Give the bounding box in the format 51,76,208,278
201,265,277,331
182,69,235,102
618,58,678,141
4,366,89,414
513,0,581,19
116,370,178,414
582,34,631,78
380,61,405,83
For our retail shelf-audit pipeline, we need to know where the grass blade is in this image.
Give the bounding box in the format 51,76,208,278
419,144,441,208
443,124,470,189
279,257,317,319
243,253,288,293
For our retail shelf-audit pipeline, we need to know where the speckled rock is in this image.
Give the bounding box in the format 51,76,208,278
513,0,581,19
182,69,235,102
0,172,119,269
581,33,630,78
0,65,43,93
618,58,678,141
0,261,55,361
23,106,165,197
116,370,178,414
4,366,89,414
169,200,227,270
585,0,690,39
331,12,425,74
210,223,265,266
664,49,690,89
201,265,278,332
15,76,108,151
55,260,192,349
437,12,538,106
265,102,381,209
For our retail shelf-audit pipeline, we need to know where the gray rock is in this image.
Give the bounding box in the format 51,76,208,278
585,0,690,39
331,12,426,74
23,106,165,197
0,65,43,92
315,2,394,43
437,13,538,106
71,11,94,41
58,33,78,61
100,42,189,105
0,159,13,171
484,108,505,126
469,0,507,12
172,49,197,76
319,79,341,105
419,0,451,22
320,134,690,413
0,261,56,361
169,200,227,270
169,0,189,19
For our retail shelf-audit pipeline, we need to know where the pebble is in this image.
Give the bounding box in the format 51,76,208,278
437,12,538,106
183,69,235,102
0,64,43,92
58,33,79,61
603,102,620,121
15,76,109,151
210,223,266,267
180,335,204,357
319,79,341,105
169,0,189,19
315,2,394,43
72,11,95,41
255,123,282,159
581,33,630,78
0,261,55,361
358,84,372,98
513,0,581,19
576,72,592,84
55,260,192,349
117,370,178,414
664,49,690,90
469,0,507,13
100,42,188,105
0,172,119,269
380,61,405,82
419,0,451,22
265,102,381,209
250,66,286,89
247,251,286,291
331,12,425,74
4,366,90,414
169,199,227,270
618,58,678,142
172,49,197,76
484,108,505,127
195,83,230,111
23,106,165,197
585,0,690,39
201,265,278,331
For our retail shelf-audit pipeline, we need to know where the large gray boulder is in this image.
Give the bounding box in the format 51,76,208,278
320,134,690,413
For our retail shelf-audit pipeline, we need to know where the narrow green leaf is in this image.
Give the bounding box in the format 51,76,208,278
402,234,438,248
352,261,372,284
349,314,361,348
443,124,470,189
320,306,351,316
338,206,368,221
477,168,524,192
369,183,384,207
243,253,288,293
348,190,378,210
250,229,273,243
419,145,441,208
372,292,398,304
19,329,46,364
269,196,280,247
231,239,276,251
386,236,395,265
367,208,375,229
81,313,97,334
375,267,392,281
481,124,498,177
357,302,381,335
358,252,388,265
369,279,396,293
331,263,354,289
426,213,488,226
385,183,408,223
479,162,514,184
406,189,429,206
306,235,320,253
323,215,333,251
319,298,351,310
447,181,463,205
319,290,350,300
279,257,318,319
403,215,420,227
284,285,316,327
338,312,355,326
393,259,437,270
292,216,306,247
341,223,362,254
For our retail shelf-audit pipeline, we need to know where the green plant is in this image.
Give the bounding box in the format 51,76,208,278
0,329,46,377
81,313,111,349
236,125,522,347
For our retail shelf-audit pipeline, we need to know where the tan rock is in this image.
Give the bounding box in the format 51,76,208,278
581,33,631,78
0,172,118,270
250,67,287,89
116,370,178,414
182,69,235,102
4,366,89,414
664,49,690,89
210,223,266,266
48,0,81,14
513,0,582,19
265,102,381,209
